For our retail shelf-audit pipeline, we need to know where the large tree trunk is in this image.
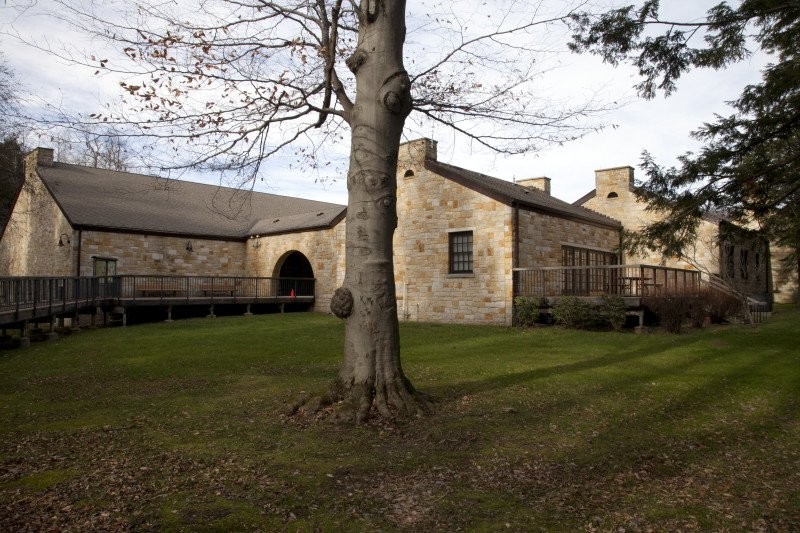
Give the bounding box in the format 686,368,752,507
323,0,428,423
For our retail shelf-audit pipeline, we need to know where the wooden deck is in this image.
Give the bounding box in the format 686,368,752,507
0,275,315,327
513,264,702,304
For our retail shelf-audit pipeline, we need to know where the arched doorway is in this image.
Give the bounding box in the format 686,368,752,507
273,251,314,296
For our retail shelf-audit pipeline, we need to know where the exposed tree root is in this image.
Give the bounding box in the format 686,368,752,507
287,377,432,425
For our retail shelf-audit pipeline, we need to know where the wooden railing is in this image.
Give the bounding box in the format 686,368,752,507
0,277,106,316
116,275,315,302
513,264,702,299
0,275,315,317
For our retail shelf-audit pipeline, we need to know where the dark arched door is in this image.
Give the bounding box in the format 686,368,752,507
275,251,314,296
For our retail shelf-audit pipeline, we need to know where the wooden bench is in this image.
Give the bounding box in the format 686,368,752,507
137,282,185,298
199,281,238,297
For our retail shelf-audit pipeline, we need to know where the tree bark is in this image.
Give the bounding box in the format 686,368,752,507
322,0,427,422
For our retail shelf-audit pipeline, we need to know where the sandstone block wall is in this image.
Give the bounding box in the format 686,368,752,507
0,150,76,276
78,231,246,277
246,222,346,313
395,139,514,325
516,210,619,268
583,166,720,273
771,246,798,304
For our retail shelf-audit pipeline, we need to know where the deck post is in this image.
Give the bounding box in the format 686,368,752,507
280,302,285,313
634,308,646,334
45,316,58,340
207,304,216,318
244,303,252,316
166,305,173,322
18,320,30,348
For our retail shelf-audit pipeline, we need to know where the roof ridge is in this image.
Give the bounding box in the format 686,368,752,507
48,161,345,208
38,161,345,237
425,159,620,228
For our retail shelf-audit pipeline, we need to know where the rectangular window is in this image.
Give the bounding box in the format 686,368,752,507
93,257,117,280
449,231,473,274
740,249,749,280
562,245,617,267
562,245,617,295
755,252,761,282
725,245,735,279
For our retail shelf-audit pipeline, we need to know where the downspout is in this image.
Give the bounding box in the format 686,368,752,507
512,202,520,326
764,240,773,308
512,202,520,269
76,229,82,277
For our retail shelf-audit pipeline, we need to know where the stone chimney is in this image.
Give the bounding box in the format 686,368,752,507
31,147,54,167
516,177,551,195
594,166,634,199
397,138,437,167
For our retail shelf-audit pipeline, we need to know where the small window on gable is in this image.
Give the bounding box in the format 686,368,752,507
607,191,619,198
404,169,415,178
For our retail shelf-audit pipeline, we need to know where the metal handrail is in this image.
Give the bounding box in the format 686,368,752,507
0,275,316,316
513,264,701,299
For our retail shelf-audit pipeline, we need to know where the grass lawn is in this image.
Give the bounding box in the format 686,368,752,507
1,307,799,531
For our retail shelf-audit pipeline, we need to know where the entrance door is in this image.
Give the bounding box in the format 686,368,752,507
93,257,118,297
276,251,314,296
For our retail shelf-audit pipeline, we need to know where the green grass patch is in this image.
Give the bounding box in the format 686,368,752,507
1,468,79,492
1,307,799,530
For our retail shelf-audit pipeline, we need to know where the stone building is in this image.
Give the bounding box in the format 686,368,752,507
394,139,619,324
0,139,626,325
574,166,787,304
0,147,347,313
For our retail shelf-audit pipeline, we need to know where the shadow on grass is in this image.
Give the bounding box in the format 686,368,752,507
424,328,800,528
429,334,704,400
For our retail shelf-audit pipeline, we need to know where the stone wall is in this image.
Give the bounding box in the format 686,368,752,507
78,231,246,277
395,139,514,325
770,246,798,304
245,222,346,313
516,210,619,268
0,149,76,276
582,166,721,272
579,166,797,302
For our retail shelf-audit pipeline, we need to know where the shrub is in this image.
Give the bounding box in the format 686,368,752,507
514,296,541,327
514,296,549,327
552,296,599,329
687,295,708,328
704,288,743,323
599,295,627,331
643,294,697,333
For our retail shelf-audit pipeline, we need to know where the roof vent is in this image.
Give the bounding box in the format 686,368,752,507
317,212,324,216
273,218,280,223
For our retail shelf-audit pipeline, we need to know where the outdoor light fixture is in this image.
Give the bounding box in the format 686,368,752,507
185,241,193,252
58,233,70,247
252,235,261,248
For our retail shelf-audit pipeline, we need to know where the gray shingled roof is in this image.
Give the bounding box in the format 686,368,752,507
38,162,346,239
572,189,597,206
426,160,621,228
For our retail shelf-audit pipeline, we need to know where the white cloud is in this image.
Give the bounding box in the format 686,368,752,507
1,0,770,206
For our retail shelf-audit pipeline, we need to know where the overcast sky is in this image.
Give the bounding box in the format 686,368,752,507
1,0,769,205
